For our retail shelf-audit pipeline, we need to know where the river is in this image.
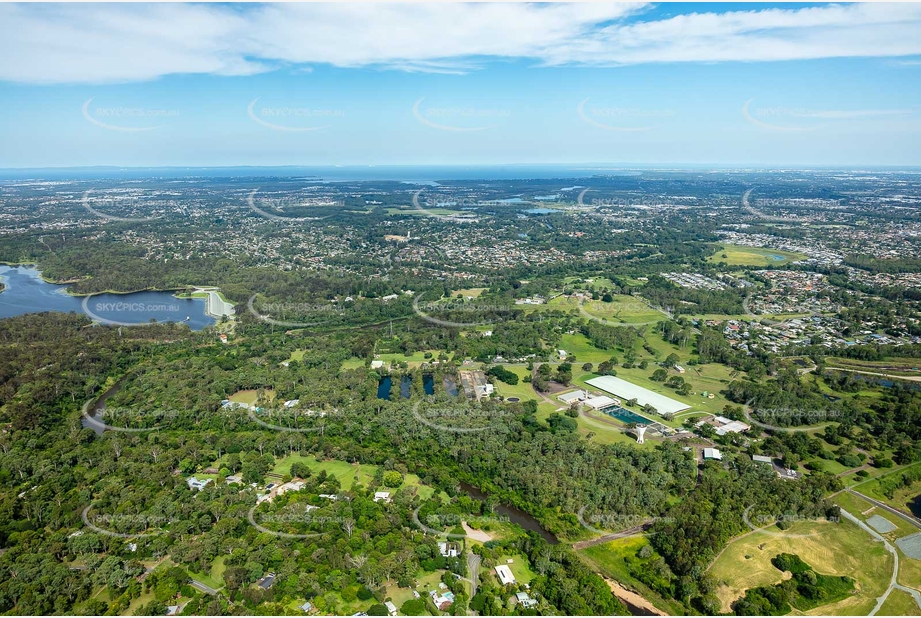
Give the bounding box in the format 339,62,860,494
458,481,558,544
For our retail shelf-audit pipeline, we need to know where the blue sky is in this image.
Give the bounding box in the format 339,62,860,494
1,2,919,168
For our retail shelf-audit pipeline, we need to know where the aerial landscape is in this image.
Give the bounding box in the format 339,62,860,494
1,2,920,618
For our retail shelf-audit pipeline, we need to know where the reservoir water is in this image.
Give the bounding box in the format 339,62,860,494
400,375,412,399
377,376,392,400
0,265,214,330
422,374,435,395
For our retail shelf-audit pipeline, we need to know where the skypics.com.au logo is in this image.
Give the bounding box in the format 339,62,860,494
246,189,338,222
80,190,163,223
412,294,517,329
81,400,180,433
80,506,173,538
742,505,840,539
742,98,913,133
81,98,178,132
410,401,517,434
743,400,840,433
577,98,674,132
412,508,510,539
247,97,344,132
576,507,673,538
412,98,510,132
247,296,344,328
247,504,343,539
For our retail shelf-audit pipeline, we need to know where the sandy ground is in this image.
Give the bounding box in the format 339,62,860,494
462,521,493,542
604,577,668,616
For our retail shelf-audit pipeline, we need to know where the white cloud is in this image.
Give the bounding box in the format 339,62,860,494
1,2,920,84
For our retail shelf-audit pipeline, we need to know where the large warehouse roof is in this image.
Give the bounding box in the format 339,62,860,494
586,375,691,415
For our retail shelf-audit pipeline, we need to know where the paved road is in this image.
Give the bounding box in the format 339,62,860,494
189,579,219,596
827,366,921,383
466,552,480,598
839,509,921,615
848,489,921,530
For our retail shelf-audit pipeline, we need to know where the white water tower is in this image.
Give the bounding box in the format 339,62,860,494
636,424,648,444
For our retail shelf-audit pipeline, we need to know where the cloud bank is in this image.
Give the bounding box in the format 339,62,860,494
2,2,920,84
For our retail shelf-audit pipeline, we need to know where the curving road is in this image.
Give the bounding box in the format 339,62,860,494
839,509,921,615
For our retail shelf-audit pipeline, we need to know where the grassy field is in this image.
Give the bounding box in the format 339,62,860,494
491,366,541,403
121,590,156,616
707,244,806,266
187,556,225,591
879,589,921,616
455,287,486,298
709,518,892,615
548,294,664,326
496,553,536,584
269,453,437,499
824,357,921,377
850,462,921,511
373,349,453,368
834,490,921,593
271,454,376,489
228,388,275,406
383,584,418,611
558,333,616,364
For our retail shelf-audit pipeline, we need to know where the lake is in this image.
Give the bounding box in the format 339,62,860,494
0,265,214,330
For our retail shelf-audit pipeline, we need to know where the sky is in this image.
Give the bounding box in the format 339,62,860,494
0,2,920,169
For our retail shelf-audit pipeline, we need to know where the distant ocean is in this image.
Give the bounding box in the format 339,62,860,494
0,165,647,183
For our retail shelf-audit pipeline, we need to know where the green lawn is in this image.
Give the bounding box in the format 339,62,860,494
707,244,806,266
879,589,921,616
559,333,616,364
492,366,541,402
384,584,418,612
374,349,453,368
121,590,156,616
497,554,536,584
563,294,665,325
849,462,921,509
187,565,223,591
271,454,377,489
834,490,921,594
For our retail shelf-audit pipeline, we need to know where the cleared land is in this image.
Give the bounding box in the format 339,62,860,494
228,388,275,406
269,454,437,499
550,294,664,325
709,518,892,615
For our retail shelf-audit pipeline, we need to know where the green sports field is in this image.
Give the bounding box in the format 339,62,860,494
707,244,806,266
